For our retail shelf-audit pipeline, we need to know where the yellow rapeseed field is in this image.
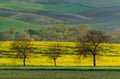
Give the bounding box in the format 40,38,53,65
0,41,120,66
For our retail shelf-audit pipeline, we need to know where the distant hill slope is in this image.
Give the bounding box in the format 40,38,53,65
80,6,120,33
21,10,92,24
0,8,92,24
63,0,120,8
1,0,120,11
81,6,120,18
0,16,44,32
0,0,120,33
0,0,92,13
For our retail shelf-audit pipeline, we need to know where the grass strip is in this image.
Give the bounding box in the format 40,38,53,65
0,66,120,71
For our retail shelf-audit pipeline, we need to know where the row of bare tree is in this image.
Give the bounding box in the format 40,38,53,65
10,30,109,67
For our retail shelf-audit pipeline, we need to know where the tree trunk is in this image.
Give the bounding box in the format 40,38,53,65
93,54,96,66
54,59,56,66
23,57,26,66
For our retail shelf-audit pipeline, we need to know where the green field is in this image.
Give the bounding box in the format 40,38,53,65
1,0,120,33
0,0,92,13
0,1,45,10
46,3,92,13
1,0,120,10
0,17,45,31
1,70,120,79
67,0,120,8
0,67,120,79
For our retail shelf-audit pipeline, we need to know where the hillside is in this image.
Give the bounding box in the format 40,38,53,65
0,16,44,32
0,0,120,33
0,0,92,13
63,0,120,8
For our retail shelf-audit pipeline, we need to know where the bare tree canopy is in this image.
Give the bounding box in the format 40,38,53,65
76,30,109,66
11,32,35,66
45,43,63,66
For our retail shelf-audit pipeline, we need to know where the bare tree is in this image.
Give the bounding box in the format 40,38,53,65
76,30,109,66
11,32,35,66
45,43,63,66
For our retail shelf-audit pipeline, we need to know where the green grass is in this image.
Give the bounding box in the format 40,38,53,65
0,0,92,13
0,2,45,10
1,66,120,71
1,0,120,13
0,67,120,79
75,0,120,8
0,17,44,32
46,3,92,13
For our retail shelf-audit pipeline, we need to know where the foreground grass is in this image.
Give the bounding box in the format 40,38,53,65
0,67,120,79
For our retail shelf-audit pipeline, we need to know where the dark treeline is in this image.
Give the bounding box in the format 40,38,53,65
0,24,120,43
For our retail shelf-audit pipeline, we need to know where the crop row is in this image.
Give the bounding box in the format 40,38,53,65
0,42,120,66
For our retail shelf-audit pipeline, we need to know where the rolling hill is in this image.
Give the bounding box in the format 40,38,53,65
0,16,45,32
63,0,120,8
0,0,120,33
